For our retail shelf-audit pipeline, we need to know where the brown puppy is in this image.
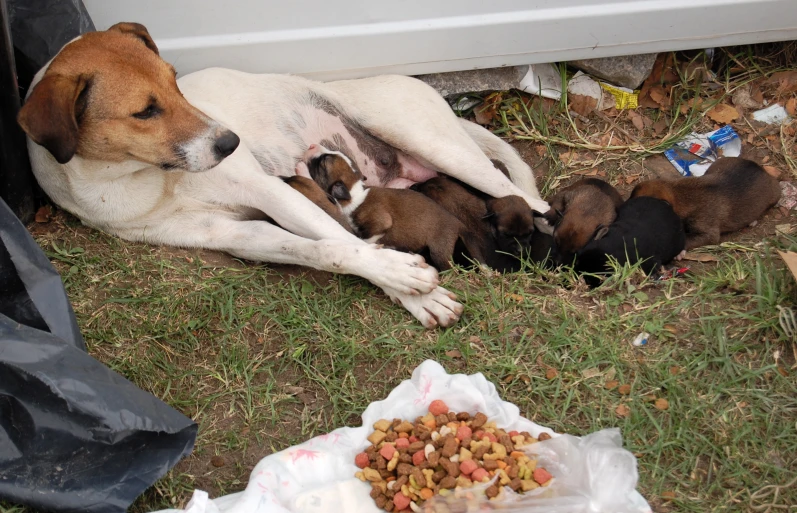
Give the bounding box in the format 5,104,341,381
631,157,781,250
282,175,354,233
410,176,550,271
544,178,624,261
305,145,485,270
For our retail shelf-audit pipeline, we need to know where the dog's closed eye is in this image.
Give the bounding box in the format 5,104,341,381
132,101,160,120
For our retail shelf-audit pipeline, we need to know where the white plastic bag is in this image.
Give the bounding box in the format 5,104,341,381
151,360,651,513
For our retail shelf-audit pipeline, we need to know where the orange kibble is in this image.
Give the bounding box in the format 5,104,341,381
387,476,396,482
398,432,409,439
496,460,507,470
420,488,434,500
510,451,526,460
423,419,437,430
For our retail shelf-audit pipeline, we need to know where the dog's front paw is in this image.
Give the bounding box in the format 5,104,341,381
386,286,463,329
360,246,439,295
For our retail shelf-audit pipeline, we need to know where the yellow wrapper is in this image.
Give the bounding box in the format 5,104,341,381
599,82,639,110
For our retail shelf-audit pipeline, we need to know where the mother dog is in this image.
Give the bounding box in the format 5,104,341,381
18,23,548,328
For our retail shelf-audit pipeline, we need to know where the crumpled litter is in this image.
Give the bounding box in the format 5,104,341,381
664,126,742,176
753,104,790,125
777,181,797,210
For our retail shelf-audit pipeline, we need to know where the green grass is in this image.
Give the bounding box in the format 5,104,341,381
3,216,795,513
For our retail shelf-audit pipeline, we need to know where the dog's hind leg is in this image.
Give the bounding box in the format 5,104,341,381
456,119,541,199
323,76,549,214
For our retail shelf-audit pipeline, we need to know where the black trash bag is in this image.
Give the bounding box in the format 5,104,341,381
0,197,198,513
8,0,94,72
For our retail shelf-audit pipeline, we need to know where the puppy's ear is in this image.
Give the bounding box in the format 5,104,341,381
108,22,159,55
329,181,351,201
594,225,610,240
18,73,91,164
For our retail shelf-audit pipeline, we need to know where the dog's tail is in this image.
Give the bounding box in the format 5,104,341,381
457,119,541,200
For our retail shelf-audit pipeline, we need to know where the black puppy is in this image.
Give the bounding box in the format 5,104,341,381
574,197,685,287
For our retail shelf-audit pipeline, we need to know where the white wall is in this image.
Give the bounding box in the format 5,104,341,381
84,0,797,80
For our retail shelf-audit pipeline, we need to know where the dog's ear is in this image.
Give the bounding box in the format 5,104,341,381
329,181,351,201
18,73,91,164
594,225,610,240
108,22,159,55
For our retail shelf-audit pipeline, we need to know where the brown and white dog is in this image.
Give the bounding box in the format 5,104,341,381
304,145,486,270
17,23,549,329
631,157,781,250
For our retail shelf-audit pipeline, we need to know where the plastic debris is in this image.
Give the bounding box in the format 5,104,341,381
632,332,650,347
567,72,615,111
655,266,690,281
777,181,797,210
599,82,639,110
519,63,562,100
663,126,741,177
753,104,790,125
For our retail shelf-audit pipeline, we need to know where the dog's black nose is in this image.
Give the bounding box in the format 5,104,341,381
213,131,240,159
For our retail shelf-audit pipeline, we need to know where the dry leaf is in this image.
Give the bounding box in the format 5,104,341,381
648,85,669,108
569,93,598,117
664,325,678,334
707,104,739,124
474,104,497,125
661,491,676,501
615,404,631,417
618,384,632,395
732,86,762,109
581,367,602,379
786,97,796,116
776,224,794,236
680,252,718,262
652,118,668,136
605,380,619,390
445,349,462,358
34,205,52,223
507,293,524,303
669,366,681,375
469,335,483,345
654,398,670,411
545,368,559,380
284,385,305,395
628,110,645,131
768,70,797,95
763,165,782,178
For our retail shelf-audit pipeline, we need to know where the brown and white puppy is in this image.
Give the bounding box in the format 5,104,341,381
282,175,354,233
305,145,484,270
631,157,781,250
544,178,624,262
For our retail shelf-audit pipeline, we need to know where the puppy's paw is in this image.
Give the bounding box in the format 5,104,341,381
385,286,463,329
533,216,554,235
360,246,438,295
675,249,687,261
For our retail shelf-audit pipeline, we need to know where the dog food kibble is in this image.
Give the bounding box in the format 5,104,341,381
428,400,449,416
355,402,554,511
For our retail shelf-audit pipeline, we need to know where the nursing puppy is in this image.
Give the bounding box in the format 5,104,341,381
631,157,781,250
411,176,553,271
544,178,624,262
305,146,485,270
282,176,354,233
575,197,685,288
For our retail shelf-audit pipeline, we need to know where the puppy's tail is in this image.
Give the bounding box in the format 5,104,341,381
457,118,541,199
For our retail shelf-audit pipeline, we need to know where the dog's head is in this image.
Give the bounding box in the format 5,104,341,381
305,144,362,208
630,180,676,206
545,179,622,259
486,195,535,255
17,22,239,172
